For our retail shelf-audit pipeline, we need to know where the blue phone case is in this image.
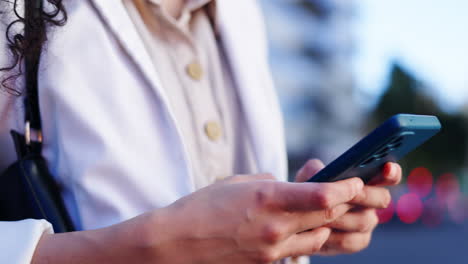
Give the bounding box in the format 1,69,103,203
307,114,441,183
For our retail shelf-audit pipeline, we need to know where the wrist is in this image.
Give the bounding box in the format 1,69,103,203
126,209,173,262
31,209,172,264
136,205,191,263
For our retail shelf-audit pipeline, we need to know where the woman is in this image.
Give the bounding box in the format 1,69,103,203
0,0,401,263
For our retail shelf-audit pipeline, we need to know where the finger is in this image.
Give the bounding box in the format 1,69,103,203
274,178,364,211
319,231,372,255
280,227,331,258
367,163,402,186
295,159,325,183
350,186,391,209
293,203,354,233
327,208,379,232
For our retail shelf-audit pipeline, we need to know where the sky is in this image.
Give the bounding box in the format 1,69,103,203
354,0,468,112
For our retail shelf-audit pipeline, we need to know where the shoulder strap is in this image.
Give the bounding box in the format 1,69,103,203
23,0,46,154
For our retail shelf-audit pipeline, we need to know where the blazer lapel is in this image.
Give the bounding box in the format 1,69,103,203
88,0,171,106
88,0,196,188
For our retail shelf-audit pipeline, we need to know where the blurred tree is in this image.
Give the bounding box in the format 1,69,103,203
372,63,468,178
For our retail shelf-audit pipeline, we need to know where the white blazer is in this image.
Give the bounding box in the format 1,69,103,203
0,0,288,262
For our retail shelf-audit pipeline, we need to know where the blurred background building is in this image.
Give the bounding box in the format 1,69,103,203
260,0,364,173
259,0,468,263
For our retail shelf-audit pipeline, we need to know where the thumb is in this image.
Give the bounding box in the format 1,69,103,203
295,159,325,182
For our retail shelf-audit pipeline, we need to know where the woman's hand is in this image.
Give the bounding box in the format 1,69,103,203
149,174,363,263
295,159,402,256
32,173,364,264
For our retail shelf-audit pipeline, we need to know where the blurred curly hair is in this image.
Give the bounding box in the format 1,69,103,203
0,0,67,95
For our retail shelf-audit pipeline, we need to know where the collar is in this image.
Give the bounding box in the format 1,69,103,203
144,0,219,36
148,0,212,13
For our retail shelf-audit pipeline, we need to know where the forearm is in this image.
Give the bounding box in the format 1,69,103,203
31,212,163,264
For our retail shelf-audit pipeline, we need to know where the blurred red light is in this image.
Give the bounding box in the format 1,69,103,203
421,197,443,228
407,167,433,198
377,200,395,224
397,193,423,224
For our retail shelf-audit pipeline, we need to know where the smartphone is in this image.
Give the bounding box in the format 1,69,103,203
307,114,441,183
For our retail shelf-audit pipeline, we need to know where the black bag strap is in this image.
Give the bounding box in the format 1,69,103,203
23,0,46,154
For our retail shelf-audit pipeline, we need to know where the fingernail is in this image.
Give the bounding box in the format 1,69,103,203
384,163,393,177
318,227,332,239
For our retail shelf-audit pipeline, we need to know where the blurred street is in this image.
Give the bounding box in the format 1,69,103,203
311,223,468,264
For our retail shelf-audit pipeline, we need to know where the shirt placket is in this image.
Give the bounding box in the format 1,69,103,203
165,12,231,187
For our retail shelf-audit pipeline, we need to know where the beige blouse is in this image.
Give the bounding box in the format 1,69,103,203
122,0,258,189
